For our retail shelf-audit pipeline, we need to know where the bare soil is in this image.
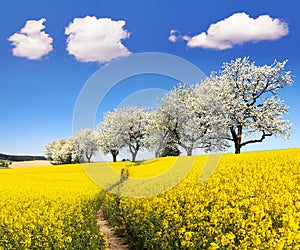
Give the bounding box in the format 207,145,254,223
97,207,130,250
9,160,52,168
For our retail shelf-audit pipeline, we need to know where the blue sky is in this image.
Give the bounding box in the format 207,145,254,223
0,0,299,156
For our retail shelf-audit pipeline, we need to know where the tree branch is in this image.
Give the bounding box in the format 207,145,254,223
240,131,272,147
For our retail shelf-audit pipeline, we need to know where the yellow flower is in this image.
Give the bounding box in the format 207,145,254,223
65,236,72,243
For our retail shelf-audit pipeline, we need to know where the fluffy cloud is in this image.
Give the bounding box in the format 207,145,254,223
8,18,53,60
65,16,131,63
169,29,181,42
181,13,289,50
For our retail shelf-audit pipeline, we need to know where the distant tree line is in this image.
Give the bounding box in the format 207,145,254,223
0,153,46,162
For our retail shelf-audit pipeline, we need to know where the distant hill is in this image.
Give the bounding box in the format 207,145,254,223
0,153,46,162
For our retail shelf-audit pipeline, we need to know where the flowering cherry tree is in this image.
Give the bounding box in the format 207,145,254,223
186,81,230,152
96,113,125,162
72,128,98,163
150,84,228,156
97,107,150,162
114,107,150,162
44,138,73,164
210,57,293,153
145,110,178,157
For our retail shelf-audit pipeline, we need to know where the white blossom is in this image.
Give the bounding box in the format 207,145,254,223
149,84,228,156
209,57,293,153
44,138,73,165
97,107,150,162
96,113,125,162
72,128,98,163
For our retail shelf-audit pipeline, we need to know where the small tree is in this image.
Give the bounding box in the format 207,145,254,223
44,138,73,164
0,160,10,168
112,107,150,162
186,80,230,153
160,143,180,157
144,110,170,158
97,107,151,162
96,113,125,162
211,57,293,153
152,84,228,156
72,128,98,163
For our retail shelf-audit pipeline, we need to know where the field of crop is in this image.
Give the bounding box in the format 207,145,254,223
0,149,299,249
0,165,106,249
103,149,300,249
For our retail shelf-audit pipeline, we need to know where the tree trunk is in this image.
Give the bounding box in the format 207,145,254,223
234,125,243,154
111,150,118,162
230,125,243,154
129,144,139,162
131,151,138,162
186,148,193,156
234,142,241,154
155,150,160,158
86,153,92,163
67,154,72,164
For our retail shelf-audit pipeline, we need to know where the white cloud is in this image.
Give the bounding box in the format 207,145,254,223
65,16,131,63
8,18,53,60
181,12,289,50
169,29,181,42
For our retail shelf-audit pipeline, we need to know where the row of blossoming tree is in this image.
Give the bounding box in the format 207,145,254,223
45,57,293,163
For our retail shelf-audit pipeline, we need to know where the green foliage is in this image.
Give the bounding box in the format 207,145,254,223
0,160,10,168
73,157,81,164
160,144,180,157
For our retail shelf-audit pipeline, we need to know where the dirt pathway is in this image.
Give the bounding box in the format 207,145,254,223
97,207,130,250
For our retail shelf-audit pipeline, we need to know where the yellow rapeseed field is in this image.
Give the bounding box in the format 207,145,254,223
108,157,177,178
0,164,106,249
1,149,299,249
103,149,300,249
